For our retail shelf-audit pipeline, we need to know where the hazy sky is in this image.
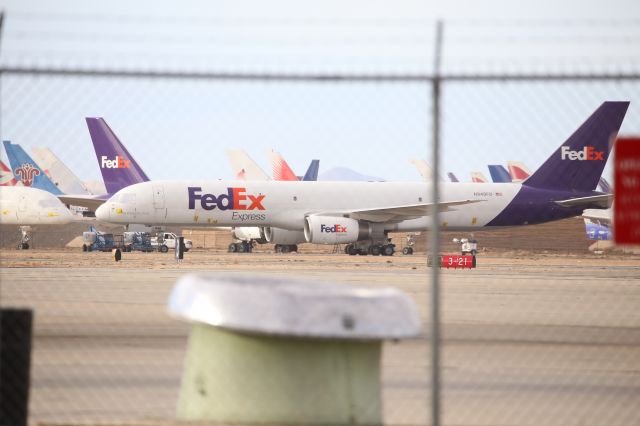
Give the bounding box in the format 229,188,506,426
1,0,639,183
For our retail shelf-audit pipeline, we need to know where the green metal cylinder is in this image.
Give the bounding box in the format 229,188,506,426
177,324,382,425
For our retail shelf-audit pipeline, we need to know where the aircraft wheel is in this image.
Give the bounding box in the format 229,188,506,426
87,245,93,252
291,245,298,252
237,242,247,253
281,245,290,253
344,245,351,254
274,244,281,253
228,243,237,253
370,245,382,256
82,244,88,252
383,245,395,256
402,247,413,255
347,245,359,256
159,245,169,253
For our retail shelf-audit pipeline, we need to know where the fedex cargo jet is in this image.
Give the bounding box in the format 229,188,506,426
96,102,627,255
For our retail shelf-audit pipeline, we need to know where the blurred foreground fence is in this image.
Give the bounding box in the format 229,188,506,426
1,15,640,426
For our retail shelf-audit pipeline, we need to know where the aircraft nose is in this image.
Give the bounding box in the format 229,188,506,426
96,203,110,222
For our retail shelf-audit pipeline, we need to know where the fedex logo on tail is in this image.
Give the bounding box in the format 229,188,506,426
320,224,348,233
101,155,130,169
561,146,605,161
188,187,265,211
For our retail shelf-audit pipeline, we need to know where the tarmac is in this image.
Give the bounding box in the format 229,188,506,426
1,249,639,426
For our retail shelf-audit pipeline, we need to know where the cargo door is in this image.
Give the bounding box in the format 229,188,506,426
152,185,166,219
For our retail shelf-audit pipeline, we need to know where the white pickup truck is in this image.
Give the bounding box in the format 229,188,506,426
152,232,193,253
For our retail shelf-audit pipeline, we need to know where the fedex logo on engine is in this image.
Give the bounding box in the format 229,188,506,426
101,155,130,169
560,146,605,161
188,187,265,211
320,224,348,233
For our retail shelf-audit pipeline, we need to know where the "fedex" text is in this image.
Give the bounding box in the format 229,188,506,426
560,146,605,161
188,187,265,211
101,155,130,169
320,224,347,233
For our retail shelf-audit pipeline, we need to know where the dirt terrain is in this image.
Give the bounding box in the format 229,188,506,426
0,216,619,254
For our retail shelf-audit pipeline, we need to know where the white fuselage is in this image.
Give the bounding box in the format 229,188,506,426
96,180,522,232
0,186,74,225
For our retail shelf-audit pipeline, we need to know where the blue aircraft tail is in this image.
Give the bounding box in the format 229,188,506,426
3,140,63,195
302,160,320,181
447,172,459,183
524,102,629,192
488,165,512,183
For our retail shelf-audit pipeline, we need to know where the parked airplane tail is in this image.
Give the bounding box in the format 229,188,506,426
31,147,91,195
506,161,531,182
598,177,612,193
0,160,20,186
86,118,150,194
3,141,63,195
524,101,629,191
488,165,512,183
302,159,320,181
267,149,299,181
470,171,488,183
447,172,459,183
227,149,270,181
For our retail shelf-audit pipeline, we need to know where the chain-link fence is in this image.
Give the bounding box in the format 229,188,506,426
1,9,640,426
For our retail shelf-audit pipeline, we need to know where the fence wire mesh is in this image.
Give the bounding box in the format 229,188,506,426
1,8,640,426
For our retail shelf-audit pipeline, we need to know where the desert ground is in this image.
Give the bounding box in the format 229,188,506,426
1,244,639,426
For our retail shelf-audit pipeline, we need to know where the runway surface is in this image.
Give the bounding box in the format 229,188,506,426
1,250,639,425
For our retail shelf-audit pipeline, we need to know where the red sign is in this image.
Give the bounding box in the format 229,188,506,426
439,255,476,269
614,138,640,244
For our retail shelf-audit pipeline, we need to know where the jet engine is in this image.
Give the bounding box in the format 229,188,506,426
263,227,306,245
304,215,371,244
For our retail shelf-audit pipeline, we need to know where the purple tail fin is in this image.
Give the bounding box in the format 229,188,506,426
524,101,629,192
86,118,150,195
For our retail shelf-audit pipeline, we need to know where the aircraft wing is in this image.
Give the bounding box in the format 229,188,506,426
555,194,612,209
313,199,484,222
58,194,107,210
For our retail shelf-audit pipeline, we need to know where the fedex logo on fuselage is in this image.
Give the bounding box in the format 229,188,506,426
560,146,605,161
320,224,348,233
101,156,130,169
188,187,265,211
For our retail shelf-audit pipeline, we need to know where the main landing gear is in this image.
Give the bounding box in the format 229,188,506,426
345,242,395,256
228,241,253,253
274,244,298,253
17,226,32,250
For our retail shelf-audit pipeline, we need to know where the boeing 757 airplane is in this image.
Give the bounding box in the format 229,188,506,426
96,102,627,255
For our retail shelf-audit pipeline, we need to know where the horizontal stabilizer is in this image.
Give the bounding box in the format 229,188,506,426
555,194,612,209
